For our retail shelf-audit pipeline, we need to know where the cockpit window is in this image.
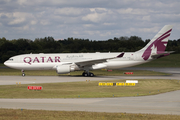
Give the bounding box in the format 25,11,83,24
9,59,13,61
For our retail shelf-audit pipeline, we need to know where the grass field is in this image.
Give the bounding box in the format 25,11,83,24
0,109,180,120
0,79,179,98
0,68,170,76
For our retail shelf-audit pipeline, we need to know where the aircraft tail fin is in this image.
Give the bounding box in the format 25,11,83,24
136,25,173,61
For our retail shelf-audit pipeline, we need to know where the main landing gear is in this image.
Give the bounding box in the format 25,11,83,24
82,71,94,77
21,70,25,77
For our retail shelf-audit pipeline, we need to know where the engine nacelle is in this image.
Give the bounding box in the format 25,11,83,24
56,65,74,74
92,64,107,70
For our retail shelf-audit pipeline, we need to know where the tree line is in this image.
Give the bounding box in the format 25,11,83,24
0,36,180,63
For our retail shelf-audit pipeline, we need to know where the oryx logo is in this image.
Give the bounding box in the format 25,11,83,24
142,29,172,60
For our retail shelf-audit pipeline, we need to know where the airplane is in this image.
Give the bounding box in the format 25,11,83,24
4,25,173,77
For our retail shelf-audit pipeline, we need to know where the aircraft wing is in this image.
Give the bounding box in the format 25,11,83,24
75,53,124,67
151,51,174,59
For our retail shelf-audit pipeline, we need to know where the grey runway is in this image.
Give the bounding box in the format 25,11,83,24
0,74,180,85
0,76,114,85
0,90,180,115
122,67,180,74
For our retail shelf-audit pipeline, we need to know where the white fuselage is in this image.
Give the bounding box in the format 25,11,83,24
4,52,149,71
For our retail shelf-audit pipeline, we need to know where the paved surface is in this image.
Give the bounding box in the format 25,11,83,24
0,74,180,85
0,68,180,115
0,90,180,115
123,67,180,74
0,76,116,85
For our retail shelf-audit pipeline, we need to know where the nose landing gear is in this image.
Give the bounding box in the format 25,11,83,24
21,70,25,77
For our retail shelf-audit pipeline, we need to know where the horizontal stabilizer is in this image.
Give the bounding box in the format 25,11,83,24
151,51,174,59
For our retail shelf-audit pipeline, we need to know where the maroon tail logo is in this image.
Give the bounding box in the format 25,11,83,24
142,29,172,60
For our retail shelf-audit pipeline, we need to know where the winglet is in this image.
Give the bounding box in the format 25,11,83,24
117,53,124,58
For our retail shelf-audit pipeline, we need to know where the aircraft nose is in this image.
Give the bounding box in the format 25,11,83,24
4,61,8,66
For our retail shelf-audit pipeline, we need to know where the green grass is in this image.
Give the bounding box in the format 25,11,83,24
0,109,180,120
136,54,180,67
0,68,169,76
0,79,179,98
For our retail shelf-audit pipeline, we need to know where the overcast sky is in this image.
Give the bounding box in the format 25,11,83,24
0,0,180,41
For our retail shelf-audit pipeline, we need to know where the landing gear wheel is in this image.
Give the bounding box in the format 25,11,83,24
22,73,25,77
89,73,94,77
82,72,94,77
84,73,88,77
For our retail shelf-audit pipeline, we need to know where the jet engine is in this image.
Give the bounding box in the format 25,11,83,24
56,65,75,74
